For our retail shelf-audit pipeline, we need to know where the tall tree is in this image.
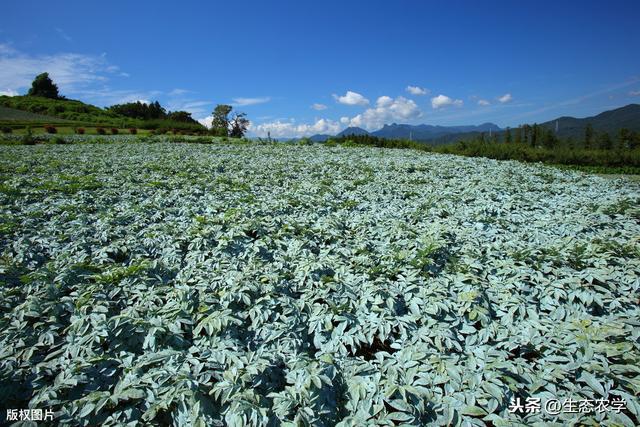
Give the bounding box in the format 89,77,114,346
617,128,630,150
530,124,539,148
229,112,250,138
584,124,594,149
597,132,613,150
541,129,557,149
27,72,60,99
505,127,512,144
514,126,522,145
212,104,233,137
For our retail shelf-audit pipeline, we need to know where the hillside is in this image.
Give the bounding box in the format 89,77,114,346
537,104,640,139
372,122,501,141
0,95,206,132
337,126,370,137
0,105,70,123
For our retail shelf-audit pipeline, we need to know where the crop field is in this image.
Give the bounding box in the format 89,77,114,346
0,106,68,123
0,142,639,426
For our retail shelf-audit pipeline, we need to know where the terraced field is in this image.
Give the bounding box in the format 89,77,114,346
0,142,639,426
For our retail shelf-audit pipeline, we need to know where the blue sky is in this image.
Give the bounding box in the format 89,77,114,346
2,0,639,137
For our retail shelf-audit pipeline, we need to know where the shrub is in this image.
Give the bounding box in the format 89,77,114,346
75,127,85,135
1,126,12,134
96,127,106,135
110,128,119,135
44,125,57,134
53,137,67,145
129,128,137,135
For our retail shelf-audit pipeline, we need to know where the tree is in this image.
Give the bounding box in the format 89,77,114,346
229,112,249,138
27,72,60,99
530,124,539,148
514,126,522,145
597,132,613,150
211,104,233,136
541,129,557,149
504,127,512,144
108,101,166,120
522,124,531,145
584,124,594,149
617,128,630,150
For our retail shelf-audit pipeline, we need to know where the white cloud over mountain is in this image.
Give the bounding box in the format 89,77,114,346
431,94,463,109
250,118,341,137
333,90,369,106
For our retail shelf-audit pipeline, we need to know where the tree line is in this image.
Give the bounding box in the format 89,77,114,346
21,73,251,137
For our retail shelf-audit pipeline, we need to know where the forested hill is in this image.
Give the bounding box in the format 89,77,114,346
537,104,640,139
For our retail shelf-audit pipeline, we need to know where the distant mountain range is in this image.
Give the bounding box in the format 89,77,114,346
308,104,640,144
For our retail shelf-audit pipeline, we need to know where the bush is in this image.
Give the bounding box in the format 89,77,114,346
96,127,106,135
110,128,119,135
53,137,67,145
1,126,12,134
129,128,137,135
44,125,57,134
75,127,85,135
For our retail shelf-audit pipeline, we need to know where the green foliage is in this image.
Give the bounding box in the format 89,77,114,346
211,104,233,137
27,72,61,99
229,113,249,138
0,143,638,425
0,96,206,132
434,140,640,170
108,100,166,120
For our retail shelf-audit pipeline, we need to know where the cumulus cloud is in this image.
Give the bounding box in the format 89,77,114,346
311,103,327,110
477,99,490,106
629,90,640,96
346,96,422,130
250,118,341,138
431,94,463,109
498,93,513,103
198,116,214,128
406,85,429,96
232,97,271,106
0,44,132,103
333,90,369,106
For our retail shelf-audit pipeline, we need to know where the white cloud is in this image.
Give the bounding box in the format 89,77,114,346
169,88,190,96
478,99,490,106
55,28,72,42
0,45,128,99
340,116,350,124
232,97,270,106
431,94,463,109
0,88,19,96
346,96,422,130
629,90,640,96
311,103,327,110
250,118,341,138
333,90,369,106
406,85,429,96
498,93,513,103
198,116,213,128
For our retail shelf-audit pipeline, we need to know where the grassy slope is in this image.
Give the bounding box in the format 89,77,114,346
0,95,206,132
